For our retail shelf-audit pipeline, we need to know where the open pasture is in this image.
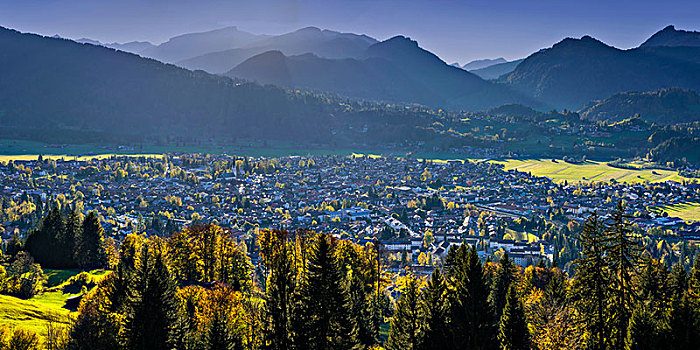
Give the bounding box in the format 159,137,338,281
490,158,690,184
652,202,700,222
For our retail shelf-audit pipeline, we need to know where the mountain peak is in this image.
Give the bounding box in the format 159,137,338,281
296,26,322,33
384,35,417,45
364,36,424,61
640,25,700,47
551,35,610,51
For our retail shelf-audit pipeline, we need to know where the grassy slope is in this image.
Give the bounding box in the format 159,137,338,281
0,293,72,336
0,269,109,336
490,158,690,184
652,202,700,222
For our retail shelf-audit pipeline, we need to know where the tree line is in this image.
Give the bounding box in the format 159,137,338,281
387,202,700,350
24,207,109,269
1,202,700,349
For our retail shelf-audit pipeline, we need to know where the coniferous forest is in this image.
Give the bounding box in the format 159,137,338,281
0,202,699,350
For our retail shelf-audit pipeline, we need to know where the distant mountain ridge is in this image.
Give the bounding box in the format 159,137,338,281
0,26,341,143
40,24,700,124
77,38,156,53
640,25,700,48
470,59,524,80
502,32,700,109
138,26,269,63
0,26,468,149
178,27,378,73
228,35,539,111
462,57,507,70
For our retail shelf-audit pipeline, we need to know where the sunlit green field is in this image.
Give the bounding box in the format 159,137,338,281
0,293,73,336
0,269,109,336
652,202,700,222
490,158,690,184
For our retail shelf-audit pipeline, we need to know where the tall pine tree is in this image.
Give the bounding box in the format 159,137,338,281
605,202,642,349
25,207,68,268
122,243,179,350
420,269,450,350
262,232,296,350
75,211,107,268
489,253,518,319
386,276,423,350
497,285,529,350
294,234,356,349
625,304,659,350
449,245,494,349
571,212,611,350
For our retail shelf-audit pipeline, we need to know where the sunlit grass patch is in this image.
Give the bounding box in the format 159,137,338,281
489,158,689,184
652,202,700,222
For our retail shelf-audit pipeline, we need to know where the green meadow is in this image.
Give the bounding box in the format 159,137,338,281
0,269,109,336
652,202,700,222
489,158,690,184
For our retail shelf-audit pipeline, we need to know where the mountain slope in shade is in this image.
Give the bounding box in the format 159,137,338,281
470,59,524,80
640,25,700,48
502,34,700,109
579,88,700,124
228,36,539,111
139,26,269,63
462,57,507,70
0,26,341,142
178,27,378,74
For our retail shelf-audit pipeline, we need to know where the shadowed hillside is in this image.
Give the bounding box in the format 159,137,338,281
228,36,540,111
502,34,700,110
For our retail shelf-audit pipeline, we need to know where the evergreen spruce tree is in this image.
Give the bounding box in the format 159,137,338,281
420,269,449,350
489,253,517,319
625,304,659,350
102,261,132,313
690,254,700,298
667,292,699,350
122,244,180,350
75,211,107,268
63,210,82,267
570,213,611,350
449,245,494,349
386,276,423,350
263,238,296,350
348,275,378,347
497,285,529,350
635,257,670,319
604,202,642,349
295,234,356,349
25,207,66,268
669,262,689,299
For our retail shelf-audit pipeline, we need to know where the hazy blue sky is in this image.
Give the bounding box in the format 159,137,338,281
1,0,698,63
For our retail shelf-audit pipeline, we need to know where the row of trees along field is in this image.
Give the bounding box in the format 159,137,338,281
1,202,700,349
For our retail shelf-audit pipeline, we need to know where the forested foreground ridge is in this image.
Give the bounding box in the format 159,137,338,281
1,202,700,349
